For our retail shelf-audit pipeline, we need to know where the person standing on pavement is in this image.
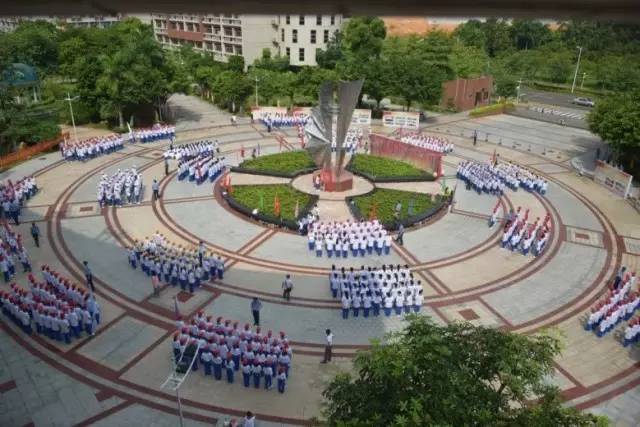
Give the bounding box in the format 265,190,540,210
83,261,95,291
164,158,169,176
30,222,40,247
321,329,333,363
473,129,478,146
241,411,255,427
395,223,405,246
282,274,293,301
251,297,262,326
152,179,160,201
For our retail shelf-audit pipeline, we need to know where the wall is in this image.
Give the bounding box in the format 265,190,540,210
441,76,493,111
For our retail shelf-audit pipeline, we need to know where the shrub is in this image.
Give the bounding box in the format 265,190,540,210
228,184,314,222
347,154,435,181
468,102,515,118
350,188,439,228
235,150,317,177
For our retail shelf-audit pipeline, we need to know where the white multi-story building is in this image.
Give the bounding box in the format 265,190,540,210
0,15,121,32
276,14,343,66
151,13,344,67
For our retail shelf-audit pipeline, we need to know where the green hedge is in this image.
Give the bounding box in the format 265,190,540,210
228,184,313,223
349,188,442,228
346,154,435,182
469,103,515,118
234,150,316,177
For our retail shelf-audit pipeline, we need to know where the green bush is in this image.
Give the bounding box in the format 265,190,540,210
348,154,434,181
229,184,313,222
468,102,515,117
351,188,436,227
236,150,316,176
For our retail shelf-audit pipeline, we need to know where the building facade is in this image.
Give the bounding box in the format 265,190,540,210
151,13,343,67
440,76,493,111
276,14,343,66
0,15,121,32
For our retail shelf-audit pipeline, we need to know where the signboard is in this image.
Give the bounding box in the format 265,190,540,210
594,160,633,198
291,107,312,117
382,111,420,129
351,109,372,125
251,106,287,120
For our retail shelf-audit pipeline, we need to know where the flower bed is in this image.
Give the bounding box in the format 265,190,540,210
348,188,449,230
346,154,436,182
223,184,317,230
232,150,317,178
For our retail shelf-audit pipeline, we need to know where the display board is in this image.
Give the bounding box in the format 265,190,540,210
382,111,420,129
594,160,633,198
251,106,288,120
351,109,372,125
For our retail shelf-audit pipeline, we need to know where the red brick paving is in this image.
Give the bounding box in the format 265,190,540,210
459,308,480,321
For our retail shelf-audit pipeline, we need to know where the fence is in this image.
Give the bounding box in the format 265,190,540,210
0,132,69,170
369,133,443,177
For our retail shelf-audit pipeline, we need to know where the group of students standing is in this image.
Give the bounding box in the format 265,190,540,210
173,314,291,393
177,153,226,184
329,264,425,319
457,160,548,196
60,134,124,162
0,222,32,282
307,220,392,258
128,234,225,294
400,133,454,154
163,140,218,161
1,176,38,225
493,206,551,256
128,125,176,144
97,167,143,207
0,266,101,342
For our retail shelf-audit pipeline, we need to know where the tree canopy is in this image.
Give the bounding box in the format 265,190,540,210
323,316,608,427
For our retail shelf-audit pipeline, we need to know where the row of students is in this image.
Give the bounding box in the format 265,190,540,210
307,220,391,257
0,269,100,342
1,176,38,224
458,160,548,195
174,314,291,393
329,265,424,319
585,270,637,333
97,167,143,207
163,140,218,161
128,234,225,293
400,133,454,154
60,134,124,161
128,125,176,143
0,223,32,282
177,153,226,184
623,316,640,347
259,114,309,129
498,208,551,256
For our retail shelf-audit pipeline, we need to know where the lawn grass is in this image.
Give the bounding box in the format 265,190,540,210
351,188,437,227
348,154,433,181
237,150,316,176
230,184,313,222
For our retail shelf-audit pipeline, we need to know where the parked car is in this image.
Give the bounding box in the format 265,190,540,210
572,97,595,107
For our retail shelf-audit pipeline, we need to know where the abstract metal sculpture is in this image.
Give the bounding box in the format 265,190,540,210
304,80,364,191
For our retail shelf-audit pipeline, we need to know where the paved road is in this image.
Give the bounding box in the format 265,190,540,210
521,86,594,111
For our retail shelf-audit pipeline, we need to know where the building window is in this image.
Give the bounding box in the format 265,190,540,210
324,29,329,43
292,29,298,43
235,46,243,55
310,30,316,44
281,28,284,42
299,48,305,62
285,47,290,57
330,15,335,25
299,15,305,25
235,28,242,37
225,44,233,53
316,15,322,25
285,15,290,25
224,27,232,36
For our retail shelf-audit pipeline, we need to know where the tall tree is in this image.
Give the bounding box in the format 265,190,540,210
212,71,252,112
316,31,344,69
227,55,245,73
588,92,640,175
0,21,60,75
483,18,512,57
510,19,552,50
252,48,290,72
452,19,487,51
323,316,609,426
341,17,386,62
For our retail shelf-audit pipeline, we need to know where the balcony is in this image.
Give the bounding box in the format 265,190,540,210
222,36,241,44
204,33,221,42
222,18,241,26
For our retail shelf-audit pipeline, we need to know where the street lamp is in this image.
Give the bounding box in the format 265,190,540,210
63,92,80,143
516,78,523,103
571,46,583,94
254,76,259,107
581,72,587,89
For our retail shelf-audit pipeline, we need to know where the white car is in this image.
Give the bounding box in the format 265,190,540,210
572,97,595,107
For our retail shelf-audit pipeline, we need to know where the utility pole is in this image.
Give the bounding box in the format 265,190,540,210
254,76,259,107
63,92,80,143
580,72,587,90
571,46,583,94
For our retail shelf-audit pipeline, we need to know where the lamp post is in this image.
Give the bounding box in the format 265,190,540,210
580,72,587,89
63,92,80,143
571,46,583,94
515,78,523,104
254,76,259,107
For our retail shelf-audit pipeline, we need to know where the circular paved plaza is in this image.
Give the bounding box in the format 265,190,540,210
1,111,639,426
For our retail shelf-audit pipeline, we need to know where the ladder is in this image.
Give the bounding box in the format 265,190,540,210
161,341,202,391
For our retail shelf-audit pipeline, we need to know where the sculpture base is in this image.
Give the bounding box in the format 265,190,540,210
315,169,354,192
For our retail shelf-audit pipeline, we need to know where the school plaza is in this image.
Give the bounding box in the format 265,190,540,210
0,95,639,426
